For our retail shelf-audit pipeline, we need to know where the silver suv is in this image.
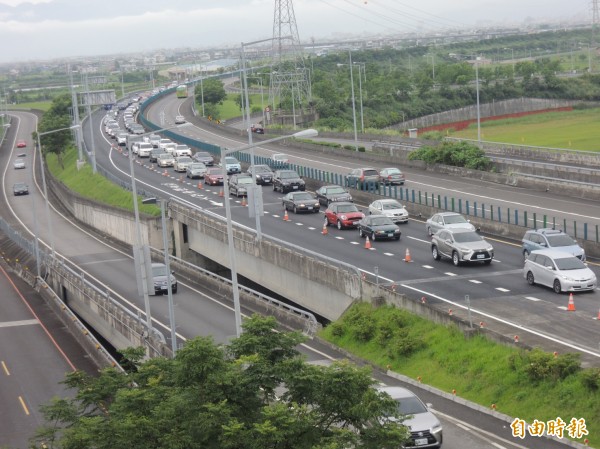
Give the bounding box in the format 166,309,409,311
522,228,585,261
431,228,494,266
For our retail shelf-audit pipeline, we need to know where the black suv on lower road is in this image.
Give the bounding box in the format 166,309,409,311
273,169,305,193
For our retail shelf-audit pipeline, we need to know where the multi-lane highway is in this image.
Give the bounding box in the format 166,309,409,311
1,104,594,448
112,93,600,364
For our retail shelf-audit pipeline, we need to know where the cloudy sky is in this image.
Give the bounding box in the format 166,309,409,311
0,0,588,64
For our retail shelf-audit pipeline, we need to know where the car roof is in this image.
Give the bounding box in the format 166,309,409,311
331,201,355,206
378,199,401,204
444,228,476,234
377,385,418,400
530,249,579,259
438,212,462,216
532,228,564,235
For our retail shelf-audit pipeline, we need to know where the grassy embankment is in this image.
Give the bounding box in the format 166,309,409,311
46,144,160,216
320,302,600,448
451,108,600,151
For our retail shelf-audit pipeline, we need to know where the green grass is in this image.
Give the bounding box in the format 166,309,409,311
8,101,52,112
46,145,160,216
451,108,600,151
321,302,600,448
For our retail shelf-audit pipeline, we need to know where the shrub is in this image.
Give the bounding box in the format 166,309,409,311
511,349,581,382
408,141,491,171
386,329,423,358
581,367,600,391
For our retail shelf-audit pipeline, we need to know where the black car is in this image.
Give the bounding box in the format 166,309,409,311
246,164,274,185
315,185,353,206
13,182,29,196
251,124,264,134
149,148,167,163
357,215,401,241
272,169,305,193
228,174,254,197
282,191,320,214
192,151,214,166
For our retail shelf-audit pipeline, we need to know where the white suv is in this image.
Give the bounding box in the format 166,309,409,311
173,144,192,157
524,249,597,294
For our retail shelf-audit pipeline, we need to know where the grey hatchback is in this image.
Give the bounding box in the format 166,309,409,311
431,228,494,266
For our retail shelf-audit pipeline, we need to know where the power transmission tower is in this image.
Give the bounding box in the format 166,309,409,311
592,0,599,72
269,0,313,127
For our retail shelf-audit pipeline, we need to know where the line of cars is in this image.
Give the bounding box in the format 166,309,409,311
12,140,29,196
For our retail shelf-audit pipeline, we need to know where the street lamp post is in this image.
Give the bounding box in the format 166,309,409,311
129,123,191,333
475,57,481,143
353,62,366,133
36,125,80,260
221,128,318,337
142,197,177,356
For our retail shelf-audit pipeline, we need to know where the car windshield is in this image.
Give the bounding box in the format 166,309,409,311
196,152,210,157
189,163,205,169
364,170,378,176
382,201,402,210
152,265,167,277
453,232,482,243
293,193,313,200
238,177,253,184
394,397,427,415
385,168,401,175
225,158,238,164
547,235,577,247
554,257,587,270
208,169,221,175
337,205,358,213
326,186,346,194
444,214,468,224
159,154,172,159
177,157,192,163
371,217,394,226
280,171,299,179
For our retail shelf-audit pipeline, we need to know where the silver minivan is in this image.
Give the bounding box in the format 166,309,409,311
524,249,597,294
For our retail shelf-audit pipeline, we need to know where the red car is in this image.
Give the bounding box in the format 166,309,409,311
324,202,365,230
204,168,224,186
16,140,27,148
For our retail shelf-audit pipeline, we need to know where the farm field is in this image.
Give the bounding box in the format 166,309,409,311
450,108,600,151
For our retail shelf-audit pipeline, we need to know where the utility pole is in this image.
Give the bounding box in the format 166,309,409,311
592,0,599,72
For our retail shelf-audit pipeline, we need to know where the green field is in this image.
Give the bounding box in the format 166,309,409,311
450,108,600,151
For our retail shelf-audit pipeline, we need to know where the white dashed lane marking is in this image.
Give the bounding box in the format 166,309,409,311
495,287,510,293
422,265,434,269
445,272,457,277
526,296,542,301
469,280,482,284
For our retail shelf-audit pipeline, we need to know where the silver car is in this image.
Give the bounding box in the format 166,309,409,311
426,212,475,236
378,386,443,449
186,162,207,179
524,249,597,294
13,158,26,169
368,199,408,224
431,228,494,266
151,263,177,295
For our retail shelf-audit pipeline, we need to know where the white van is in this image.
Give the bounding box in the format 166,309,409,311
137,142,153,157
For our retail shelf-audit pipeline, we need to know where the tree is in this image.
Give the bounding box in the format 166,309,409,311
36,94,75,168
196,78,226,105
33,315,409,449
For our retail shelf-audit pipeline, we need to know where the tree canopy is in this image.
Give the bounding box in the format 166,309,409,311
34,315,409,449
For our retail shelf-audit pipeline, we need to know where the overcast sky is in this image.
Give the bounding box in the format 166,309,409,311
0,0,589,64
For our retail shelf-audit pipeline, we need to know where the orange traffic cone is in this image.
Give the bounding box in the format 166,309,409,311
567,293,576,311
403,248,413,262
218,188,224,197
241,196,247,207
283,210,289,221
322,222,328,235
197,181,203,189
364,235,372,249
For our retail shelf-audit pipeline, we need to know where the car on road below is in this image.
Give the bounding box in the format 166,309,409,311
173,144,192,157
228,174,254,197
157,153,175,167
158,138,173,150
282,191,320,214
173,156,193,172
368,199,408,224
137,142,153,157
522,228,585,261
324,202,364,230
16,140,27,148
152,263,177,295
379,167,406,185
272,169,305,193
431,228,494,266
269,153,289,168
316,185,353,205
426,212,475,236
377,386,443,449
174,115,186,124
149,134,161,147
13,158,26,169
357,215,401,241
13,182,29,196
250,123,264,134
192,151,214,166
524,249,596,294
246,164,274,185
186,162,207,179
205,168,224,186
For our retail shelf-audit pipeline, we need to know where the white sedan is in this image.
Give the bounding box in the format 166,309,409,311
367,199,409,224
174,156,193,172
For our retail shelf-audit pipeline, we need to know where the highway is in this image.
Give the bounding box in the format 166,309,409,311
124,93,600,364
0,106,590,448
